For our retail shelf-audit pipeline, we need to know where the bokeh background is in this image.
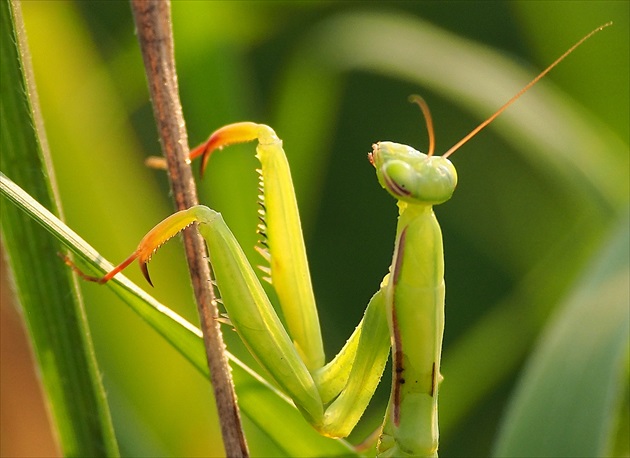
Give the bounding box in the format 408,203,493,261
2,1,628,457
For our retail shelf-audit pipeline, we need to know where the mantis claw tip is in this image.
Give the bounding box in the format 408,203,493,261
140,262,154,287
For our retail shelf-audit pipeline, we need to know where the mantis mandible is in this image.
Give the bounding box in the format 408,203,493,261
67,23,610,457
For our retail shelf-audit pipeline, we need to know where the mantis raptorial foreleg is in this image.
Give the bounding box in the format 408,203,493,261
68,121,392,437
66,22,610,457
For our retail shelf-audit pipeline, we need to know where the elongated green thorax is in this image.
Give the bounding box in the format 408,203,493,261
371,142,456,456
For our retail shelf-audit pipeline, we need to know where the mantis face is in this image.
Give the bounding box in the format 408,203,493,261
369,141,457,206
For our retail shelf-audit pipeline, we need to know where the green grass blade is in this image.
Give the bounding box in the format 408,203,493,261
0,172,357,457
492,214,630,457
0,0,119,455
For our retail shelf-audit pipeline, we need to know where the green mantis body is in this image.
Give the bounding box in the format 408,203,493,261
77,120,452,455
69,23,610,457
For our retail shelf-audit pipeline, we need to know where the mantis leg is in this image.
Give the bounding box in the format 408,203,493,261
193,206,326,426
318,285,390,438
191,122,325,371
110,203,390,436
190,123,393,436
68,123,391,436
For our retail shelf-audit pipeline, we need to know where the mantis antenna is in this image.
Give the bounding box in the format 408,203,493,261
410,22,612,160
409,95,436,157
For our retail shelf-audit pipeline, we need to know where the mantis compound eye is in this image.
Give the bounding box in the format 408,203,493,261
382,160,417,198
417,156,458,205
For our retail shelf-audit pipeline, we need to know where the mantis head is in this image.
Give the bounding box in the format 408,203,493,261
369,142,457,206
369,21,613,208
369,95,457,206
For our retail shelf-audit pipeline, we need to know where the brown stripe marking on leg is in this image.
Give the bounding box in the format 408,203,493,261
391,227,407,426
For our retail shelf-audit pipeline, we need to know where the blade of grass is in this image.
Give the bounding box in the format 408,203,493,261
0,0,119,455
0,172,357,457
493,214,629,457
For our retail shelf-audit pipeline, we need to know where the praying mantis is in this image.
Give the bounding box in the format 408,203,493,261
66,23,611,457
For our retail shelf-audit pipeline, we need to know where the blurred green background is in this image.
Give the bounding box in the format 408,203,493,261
2,1,628,457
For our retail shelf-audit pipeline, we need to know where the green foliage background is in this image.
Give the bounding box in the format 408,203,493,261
2,1,628,457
